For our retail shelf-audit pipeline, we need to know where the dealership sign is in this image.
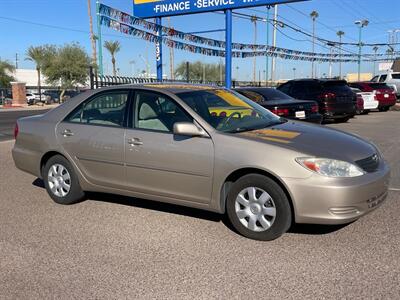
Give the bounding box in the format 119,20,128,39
133,0,301,18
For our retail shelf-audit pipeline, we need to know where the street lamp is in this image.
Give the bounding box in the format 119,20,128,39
310,10,319,78
372,46,378,75
355,19,369,81
292,67,296,79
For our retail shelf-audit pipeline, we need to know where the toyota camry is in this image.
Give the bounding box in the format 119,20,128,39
12,84,390,240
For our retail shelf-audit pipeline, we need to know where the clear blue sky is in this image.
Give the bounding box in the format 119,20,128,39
0,0,399,80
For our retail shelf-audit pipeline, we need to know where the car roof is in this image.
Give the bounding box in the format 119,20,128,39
285,78,347,83
99,83,222,94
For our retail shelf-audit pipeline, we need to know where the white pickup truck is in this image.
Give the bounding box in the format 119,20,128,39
371,71,400,98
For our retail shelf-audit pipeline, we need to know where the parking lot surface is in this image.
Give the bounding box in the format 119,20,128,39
0,111,399,299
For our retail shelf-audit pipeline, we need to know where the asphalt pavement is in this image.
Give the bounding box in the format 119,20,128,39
0,109,50,141
0,111,399,299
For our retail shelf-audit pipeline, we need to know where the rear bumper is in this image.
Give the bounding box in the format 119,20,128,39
377,99,396,107
12,144,42,178
283,162,390,224
288,114,322,124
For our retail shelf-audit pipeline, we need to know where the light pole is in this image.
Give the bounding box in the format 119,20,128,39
271,5,278,83
310,10,319,78
355,19,369,81
336,30,344,79
251,15,257,83
327,42,335,78
129,60,135,77
372,46,378,75
292,67,296,79
266,5,271,86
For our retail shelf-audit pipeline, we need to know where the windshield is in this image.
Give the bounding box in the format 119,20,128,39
177,89,283,133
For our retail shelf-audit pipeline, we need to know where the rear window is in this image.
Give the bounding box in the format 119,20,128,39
254,88,293,101
322,81,352,94
392,73,400,79
369,83,392,90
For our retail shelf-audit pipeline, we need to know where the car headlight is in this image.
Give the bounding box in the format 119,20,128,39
296,157,365,178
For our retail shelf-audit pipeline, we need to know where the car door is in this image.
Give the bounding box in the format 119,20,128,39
56,90,130,189
124,90,214,204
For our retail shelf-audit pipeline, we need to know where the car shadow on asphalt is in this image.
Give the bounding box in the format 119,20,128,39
32,178,350,236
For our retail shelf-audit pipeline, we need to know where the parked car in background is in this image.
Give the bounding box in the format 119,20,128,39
12,84,390,241
43,90,60,103
350,87,379,114
349,82,396,111
371,71,400,98
26,92,51,105
277,79,356,122
235,87,322,123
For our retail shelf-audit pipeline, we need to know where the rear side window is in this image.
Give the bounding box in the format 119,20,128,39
392,73,400,79
66,91,129,127
277,83,291,94
379,75,387,82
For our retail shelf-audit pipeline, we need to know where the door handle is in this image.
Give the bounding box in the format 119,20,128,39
127,138,143,146
61,129,74,137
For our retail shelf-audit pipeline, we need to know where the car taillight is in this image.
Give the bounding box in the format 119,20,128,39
356,95,364,109
219,111,227,117
14,123,19,139
311,104,319,113
320,92,336,100
271,107,289,116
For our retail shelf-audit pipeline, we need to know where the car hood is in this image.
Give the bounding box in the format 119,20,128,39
235,121,376,162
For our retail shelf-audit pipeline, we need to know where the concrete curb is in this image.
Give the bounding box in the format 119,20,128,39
0,104,58,113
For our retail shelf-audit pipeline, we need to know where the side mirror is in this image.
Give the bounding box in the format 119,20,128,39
173,122,208,137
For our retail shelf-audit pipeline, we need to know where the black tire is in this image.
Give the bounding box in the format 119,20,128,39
379,106,389,112
226,174,292,241
43,155,85,205
362,109,370,115
334,117,349,123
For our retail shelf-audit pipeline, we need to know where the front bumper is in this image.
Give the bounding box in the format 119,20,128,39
288,113,322,124
283,162,390,224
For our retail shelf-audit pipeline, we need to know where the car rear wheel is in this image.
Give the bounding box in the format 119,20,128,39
379,106,389,112
226,174,292,241
43,155,85,205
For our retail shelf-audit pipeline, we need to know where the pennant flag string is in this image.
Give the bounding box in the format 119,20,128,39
99,3,394,60
100,15,388,63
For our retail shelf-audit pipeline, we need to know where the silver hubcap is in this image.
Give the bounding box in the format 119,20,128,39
48,164,71,197
235,187,276,232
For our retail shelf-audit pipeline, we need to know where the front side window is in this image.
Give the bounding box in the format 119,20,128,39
134,91,192,132
66,91,128,127
178,89,283,133
379,75,387,82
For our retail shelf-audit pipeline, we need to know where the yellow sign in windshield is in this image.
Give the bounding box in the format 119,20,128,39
214,90,252,108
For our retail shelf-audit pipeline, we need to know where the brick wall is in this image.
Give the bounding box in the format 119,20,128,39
11,82,26,106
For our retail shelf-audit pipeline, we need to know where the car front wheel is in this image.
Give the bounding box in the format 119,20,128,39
226,174,292,241
43,155,85,205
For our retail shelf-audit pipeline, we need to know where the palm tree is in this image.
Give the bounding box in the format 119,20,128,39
336,30,345,78
0,60,15,87
310,10,319,78
104,41,121,76
26,46,48,101
87,0,97,66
